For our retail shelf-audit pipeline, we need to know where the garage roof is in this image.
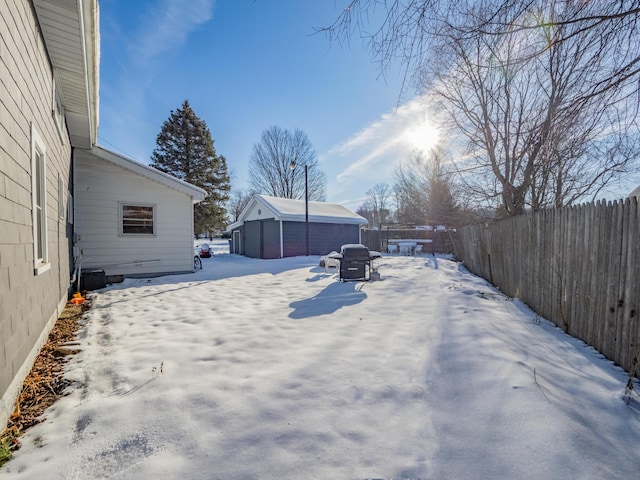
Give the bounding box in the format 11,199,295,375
89,145,207,202
228,194,367,230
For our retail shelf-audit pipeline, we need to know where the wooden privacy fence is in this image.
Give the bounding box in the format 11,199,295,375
456,198,640,377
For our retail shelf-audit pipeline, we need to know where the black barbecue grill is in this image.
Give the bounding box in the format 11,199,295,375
328,244,382,282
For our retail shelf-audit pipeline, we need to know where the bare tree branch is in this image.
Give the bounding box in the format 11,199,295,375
248,126,327,201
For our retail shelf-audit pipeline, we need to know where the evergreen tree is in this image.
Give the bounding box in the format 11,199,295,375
151,100,230,236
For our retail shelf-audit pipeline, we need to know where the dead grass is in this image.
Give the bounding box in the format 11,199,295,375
0,298,91,466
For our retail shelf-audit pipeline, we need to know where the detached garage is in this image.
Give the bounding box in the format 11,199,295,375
228,195,367,259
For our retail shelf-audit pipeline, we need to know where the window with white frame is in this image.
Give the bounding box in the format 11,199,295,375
31,124,50,275
120,203,155,235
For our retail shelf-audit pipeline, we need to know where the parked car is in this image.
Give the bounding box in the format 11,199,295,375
199,243,212,258
194,248,202,270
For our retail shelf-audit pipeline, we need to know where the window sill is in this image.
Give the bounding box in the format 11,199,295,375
34,262,51,276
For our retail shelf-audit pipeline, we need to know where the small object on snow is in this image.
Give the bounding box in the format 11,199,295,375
320,252,340,272
624,377,638,406
70,292,85,304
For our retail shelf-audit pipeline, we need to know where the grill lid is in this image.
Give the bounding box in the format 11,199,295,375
340,244,371,260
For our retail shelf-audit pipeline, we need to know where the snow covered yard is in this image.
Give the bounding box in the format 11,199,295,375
2,242,639,479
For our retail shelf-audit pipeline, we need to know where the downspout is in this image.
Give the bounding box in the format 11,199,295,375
70,147,80,294
280,220,284,258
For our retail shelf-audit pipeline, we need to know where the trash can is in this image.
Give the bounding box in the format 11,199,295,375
81,269,107,291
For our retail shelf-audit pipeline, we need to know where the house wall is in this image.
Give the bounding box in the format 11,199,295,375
0,0,74,426
283,222,360,257
74,150,196,277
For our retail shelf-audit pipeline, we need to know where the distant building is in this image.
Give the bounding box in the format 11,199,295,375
227,195,367,258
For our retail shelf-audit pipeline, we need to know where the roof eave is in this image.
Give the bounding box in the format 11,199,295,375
34,0,99,149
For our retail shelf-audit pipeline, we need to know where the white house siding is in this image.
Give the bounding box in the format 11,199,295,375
74,150,196,277
0,0,74,426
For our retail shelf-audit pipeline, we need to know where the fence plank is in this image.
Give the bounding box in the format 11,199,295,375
585,202,598,348
624,198,639,375
602,202,620,359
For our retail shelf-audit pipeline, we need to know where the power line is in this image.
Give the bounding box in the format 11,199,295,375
97,136,147,162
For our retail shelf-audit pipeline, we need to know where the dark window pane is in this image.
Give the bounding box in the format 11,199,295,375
122,205,154,234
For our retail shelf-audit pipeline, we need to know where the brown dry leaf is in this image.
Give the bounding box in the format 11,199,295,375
0,298,91,465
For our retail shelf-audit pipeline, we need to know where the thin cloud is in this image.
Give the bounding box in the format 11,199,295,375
99,0,216,162
318,94,440,209
328,113,398,156
335,134,405,181
322,95,439,189
129,0,216,69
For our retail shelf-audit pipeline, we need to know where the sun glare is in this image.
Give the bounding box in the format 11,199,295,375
403,117,439,154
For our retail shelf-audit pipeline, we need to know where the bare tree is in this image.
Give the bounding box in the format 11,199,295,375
394,153,429,225
425,154,458,226
321,1,640,214
432,2,639,214
321,1,640,100
249,126,327,201
227,189,252,222
393,150,460,225
356,201,374,227
365,183,393,227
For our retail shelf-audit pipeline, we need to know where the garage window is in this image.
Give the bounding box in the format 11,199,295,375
120,203,155,235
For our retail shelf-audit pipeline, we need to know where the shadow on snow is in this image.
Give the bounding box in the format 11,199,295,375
288,281,367,319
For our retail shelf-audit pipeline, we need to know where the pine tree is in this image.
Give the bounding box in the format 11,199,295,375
151,100,230,236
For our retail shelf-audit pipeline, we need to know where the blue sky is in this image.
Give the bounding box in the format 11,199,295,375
97,0,439,211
